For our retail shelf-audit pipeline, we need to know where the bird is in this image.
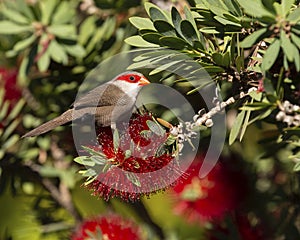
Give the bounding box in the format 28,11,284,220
22,71,150,137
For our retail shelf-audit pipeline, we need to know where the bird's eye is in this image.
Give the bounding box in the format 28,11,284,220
129,76,136,81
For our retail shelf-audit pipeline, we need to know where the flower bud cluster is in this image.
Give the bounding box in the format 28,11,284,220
276,100,300,126
170,88,258,152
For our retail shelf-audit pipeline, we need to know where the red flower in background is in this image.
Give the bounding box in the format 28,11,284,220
0,67,21,105
83,113,180,202
172,156,247,222
71,214,142,240
0,67,21,128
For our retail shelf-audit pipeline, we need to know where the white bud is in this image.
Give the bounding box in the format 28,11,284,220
276,111,286,121
205,119,214,127
283,115,294,126
293,115,300,126
293,105,300,112
193,114,199,122
283,101,293,113
170,127,179,136
196,117,205,126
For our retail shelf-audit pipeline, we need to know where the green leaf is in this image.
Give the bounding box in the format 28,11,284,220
212,53,223,65
203,65,224,73
52,1,74,24
2,119,20,140
171,7,182,33
149,60,183,75
1,7,29,24
48,25,76,39
222,51,231,67
214,16,241,27
236,0,274,17
261,38,280,71
13,34,36,52
224,0,243,16
294,162,300,172
239,100,253,141
146,120,165,136
287,7,300,23
200,0,230,17
0,21,33,34
280,30,295,62
7,99,25,122
74,156,95,167
229,110,246,145
78,16,96,45
154,20,176,36
63,44,86,58
15,0,34,20
142,33,162,45
184,6,201,40
40,0,58,25
240,28,269,48
90,155,107,165
249,91,263,101
129,17,155,30
180,20,199,44
126,172,141,187
149,6,169,21
294,48,300,71
282,0,295,17
81,146,106,157
235,55,244,72
37,49,50,72
159,36,189,49
48,39,68,64
113,129,119,152
291,33,300,49
125,36,159,47
200,27,220,34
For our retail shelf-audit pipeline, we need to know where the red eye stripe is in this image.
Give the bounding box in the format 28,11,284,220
117,74,141,83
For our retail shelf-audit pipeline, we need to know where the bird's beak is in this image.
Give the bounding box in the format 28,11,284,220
138,76,150,86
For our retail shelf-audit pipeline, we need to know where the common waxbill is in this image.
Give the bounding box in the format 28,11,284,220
22,71,150,137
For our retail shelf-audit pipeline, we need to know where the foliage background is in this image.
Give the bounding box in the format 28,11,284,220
1,0,300,239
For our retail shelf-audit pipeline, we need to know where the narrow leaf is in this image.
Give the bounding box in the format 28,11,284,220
0,21,33,34
240,28,269,48
236,0,274,17
52,1,74,24
280,30,295,62
113,129,119,152
261,38,280,71
229,110,246,145
287,7,300,23
1,7,29,24
13,35,36,52
48,40,68,64
48,25,76,39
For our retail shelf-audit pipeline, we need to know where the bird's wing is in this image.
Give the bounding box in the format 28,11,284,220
73,84,130,109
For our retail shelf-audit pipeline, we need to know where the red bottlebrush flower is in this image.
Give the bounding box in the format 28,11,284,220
172,156,247,222
78,112,180,202
0,67,21,105
71,214,142,240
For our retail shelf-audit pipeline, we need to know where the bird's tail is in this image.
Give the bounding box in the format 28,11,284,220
22,109,73,137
